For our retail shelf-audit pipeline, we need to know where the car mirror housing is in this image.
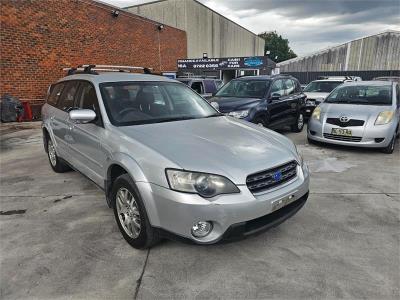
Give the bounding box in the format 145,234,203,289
69,109,96,123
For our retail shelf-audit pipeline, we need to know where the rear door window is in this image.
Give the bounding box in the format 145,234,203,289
47,83,65,107
58,81,79,112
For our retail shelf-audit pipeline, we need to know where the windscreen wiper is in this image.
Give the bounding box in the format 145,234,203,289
156,116,198,123
203,113,223,118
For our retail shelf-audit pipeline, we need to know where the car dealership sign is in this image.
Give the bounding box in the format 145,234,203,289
177,56,268,70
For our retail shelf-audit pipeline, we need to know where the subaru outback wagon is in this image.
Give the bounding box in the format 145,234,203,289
42,65,310,249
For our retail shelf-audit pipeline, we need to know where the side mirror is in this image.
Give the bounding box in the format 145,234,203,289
69,109,96,124
270,93,281,101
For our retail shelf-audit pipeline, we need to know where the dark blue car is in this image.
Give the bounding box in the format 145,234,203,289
209,75,306,132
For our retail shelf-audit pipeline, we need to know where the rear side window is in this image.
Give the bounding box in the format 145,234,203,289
47,83,64,107
58,81,79,111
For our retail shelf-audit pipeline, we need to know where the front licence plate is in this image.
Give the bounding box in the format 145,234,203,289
271,195,296,212
332,128,352,136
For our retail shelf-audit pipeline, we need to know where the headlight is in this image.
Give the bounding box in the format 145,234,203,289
228,110,249,119
294,145,304,166
311,106,321,121
375,111,394,125
166,169,240,198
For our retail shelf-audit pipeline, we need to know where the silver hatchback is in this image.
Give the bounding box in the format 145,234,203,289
42,65,309,249
308,81,399,153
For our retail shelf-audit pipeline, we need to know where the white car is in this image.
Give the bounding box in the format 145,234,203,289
303,76,362,118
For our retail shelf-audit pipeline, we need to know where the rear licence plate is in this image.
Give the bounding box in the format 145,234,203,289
332,128,352,136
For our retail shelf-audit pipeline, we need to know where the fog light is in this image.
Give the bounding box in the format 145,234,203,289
191,221,212,238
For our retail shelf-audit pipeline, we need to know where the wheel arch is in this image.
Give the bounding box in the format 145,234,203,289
105,154,147,208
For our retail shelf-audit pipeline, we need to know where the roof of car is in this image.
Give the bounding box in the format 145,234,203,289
341,80,393,86
312,79,346,82
58,72,177,84
235,75,293,81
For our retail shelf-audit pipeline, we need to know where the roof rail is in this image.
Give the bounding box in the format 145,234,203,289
63,64,154,75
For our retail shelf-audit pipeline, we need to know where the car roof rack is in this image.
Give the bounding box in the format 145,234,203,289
63,64,154,76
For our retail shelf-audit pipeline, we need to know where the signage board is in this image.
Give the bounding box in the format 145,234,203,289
177,56,269,70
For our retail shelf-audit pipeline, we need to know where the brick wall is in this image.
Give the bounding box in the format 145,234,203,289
0,0,187,105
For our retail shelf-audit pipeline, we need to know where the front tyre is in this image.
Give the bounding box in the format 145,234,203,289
291,112,304,133
47,138,71,173
381,135,396,154
252,115,266,127
111,174,160,249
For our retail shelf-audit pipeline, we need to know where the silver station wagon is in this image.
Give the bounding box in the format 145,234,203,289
42,65,310,249
308,81,399,154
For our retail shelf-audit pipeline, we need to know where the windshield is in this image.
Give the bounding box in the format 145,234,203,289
325,84,392,105
304,81,342,93
215,80,270,98
100,82,220,126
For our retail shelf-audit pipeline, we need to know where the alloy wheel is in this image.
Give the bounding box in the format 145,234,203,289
298,114,304,129
48,140,57,167
116,188,141,238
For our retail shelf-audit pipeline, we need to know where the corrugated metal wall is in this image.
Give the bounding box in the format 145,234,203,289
285,70,400,84
278,31,400,72
125,0,265,58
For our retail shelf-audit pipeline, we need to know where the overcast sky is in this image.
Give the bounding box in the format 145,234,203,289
102,0,400,56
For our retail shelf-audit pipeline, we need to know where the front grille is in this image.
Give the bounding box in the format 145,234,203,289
323,133,362,142
326,118,365,127
246,161,298,194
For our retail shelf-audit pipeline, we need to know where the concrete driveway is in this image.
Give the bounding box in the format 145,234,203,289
1,122,399,299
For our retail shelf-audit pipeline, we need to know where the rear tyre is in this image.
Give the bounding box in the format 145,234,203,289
381,135,396,154
291,112,304,132
111,174,160,249
252,116,266,127
47,138,71,173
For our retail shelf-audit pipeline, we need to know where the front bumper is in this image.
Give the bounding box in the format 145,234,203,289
308,118,396,148
136,164,310,244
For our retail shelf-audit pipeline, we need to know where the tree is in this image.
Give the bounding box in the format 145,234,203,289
258,31,297,63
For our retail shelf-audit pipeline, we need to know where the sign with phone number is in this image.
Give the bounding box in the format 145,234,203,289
177,56,268,70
